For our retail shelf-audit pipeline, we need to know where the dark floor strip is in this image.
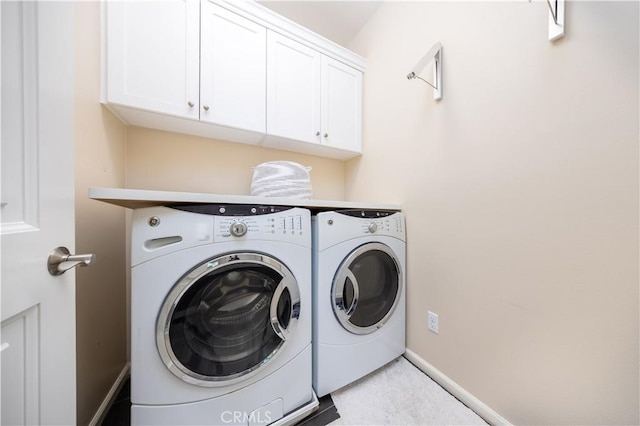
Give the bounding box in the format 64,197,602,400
101,379,339,426
101,378,130,426
295,394,340,426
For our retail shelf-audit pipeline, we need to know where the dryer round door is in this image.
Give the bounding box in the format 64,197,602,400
332,242,402,335
156,252,300,387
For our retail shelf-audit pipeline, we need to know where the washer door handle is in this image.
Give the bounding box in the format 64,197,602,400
270,279,298,342
336,269,360,318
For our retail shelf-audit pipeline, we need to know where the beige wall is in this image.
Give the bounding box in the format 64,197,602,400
74,2,128,425
125,128,346,200
346,1,639,424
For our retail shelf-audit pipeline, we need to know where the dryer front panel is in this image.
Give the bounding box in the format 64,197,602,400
156,252,300,387
331,242,402,335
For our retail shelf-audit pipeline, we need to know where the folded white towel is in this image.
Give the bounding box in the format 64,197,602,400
251,161,312,199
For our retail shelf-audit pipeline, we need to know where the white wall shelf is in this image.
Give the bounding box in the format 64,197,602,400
89,187,401,212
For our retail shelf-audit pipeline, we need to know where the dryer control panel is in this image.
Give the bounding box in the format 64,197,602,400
330,209,403,236
313,210,406,252
358,216,404,236
331,209,404,237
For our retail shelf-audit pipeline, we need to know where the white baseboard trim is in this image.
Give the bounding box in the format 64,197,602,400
88,363,130,426
404,349,511,426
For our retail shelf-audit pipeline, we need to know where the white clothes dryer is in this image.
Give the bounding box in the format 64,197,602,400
130,204,314,425
312,210,406,397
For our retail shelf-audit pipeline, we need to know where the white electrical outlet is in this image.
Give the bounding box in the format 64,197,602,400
428,311,439,334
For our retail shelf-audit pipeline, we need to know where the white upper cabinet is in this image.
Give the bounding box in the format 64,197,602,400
101,0,366,159
104,0,200,119
321,56,363,153
266,31,321,145
264,32,363,159
200,2,266,133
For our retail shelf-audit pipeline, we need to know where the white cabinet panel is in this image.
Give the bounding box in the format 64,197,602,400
105,0,200,120
266,31,321,145
321,56,362,153
201,2,266,132
265,33,362,157
1,0,38,234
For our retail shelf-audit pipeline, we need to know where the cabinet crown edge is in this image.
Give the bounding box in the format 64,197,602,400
212,0,367,72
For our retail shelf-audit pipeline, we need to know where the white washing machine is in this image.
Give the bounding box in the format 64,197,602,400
130,204,315,425
312,210,406,397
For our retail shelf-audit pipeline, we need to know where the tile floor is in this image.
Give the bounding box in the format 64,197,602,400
328,357,486,425
101,356,486,425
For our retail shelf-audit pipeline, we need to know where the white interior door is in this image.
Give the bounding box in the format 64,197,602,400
1,2,78,425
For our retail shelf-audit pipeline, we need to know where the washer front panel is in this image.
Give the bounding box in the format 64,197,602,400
331,242,402,335
156,252,300,387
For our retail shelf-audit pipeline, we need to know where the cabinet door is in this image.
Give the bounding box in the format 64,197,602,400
201,2,266,132
267,31,321,144
105,0,199,120
321,56,362,153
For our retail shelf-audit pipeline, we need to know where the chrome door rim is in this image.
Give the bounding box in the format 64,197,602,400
156,252,300,387
332,242,402,335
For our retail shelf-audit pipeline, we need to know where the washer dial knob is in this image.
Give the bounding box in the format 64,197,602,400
230,221,248,237
368,222,378,233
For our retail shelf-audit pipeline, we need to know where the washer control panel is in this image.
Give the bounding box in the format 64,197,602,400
214,208,309,242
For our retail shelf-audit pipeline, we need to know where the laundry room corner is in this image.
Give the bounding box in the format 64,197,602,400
47,0,638,424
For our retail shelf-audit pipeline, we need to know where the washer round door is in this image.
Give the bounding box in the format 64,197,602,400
332,242,402,335
156,252,300,387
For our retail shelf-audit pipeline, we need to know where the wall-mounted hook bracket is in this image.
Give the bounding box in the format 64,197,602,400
546,0,559,24
407,42,442,101
547,0,565,41
531,0,565,41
